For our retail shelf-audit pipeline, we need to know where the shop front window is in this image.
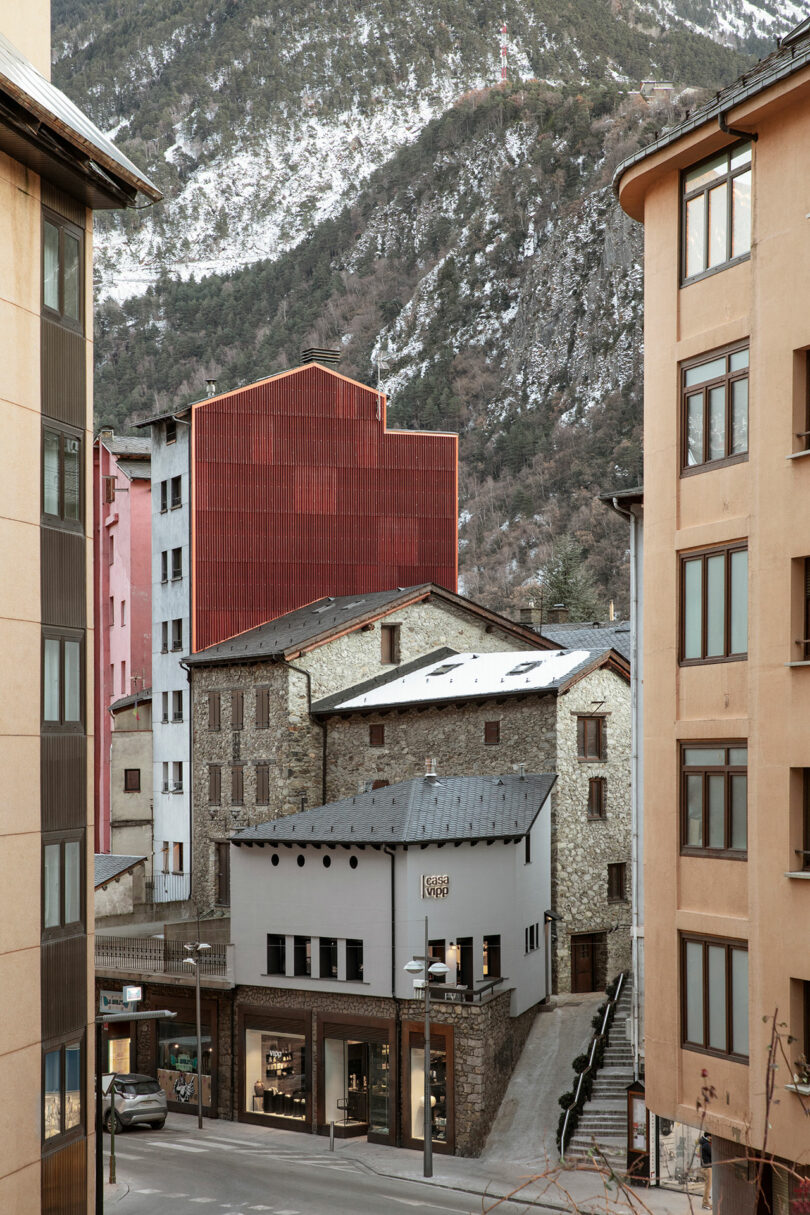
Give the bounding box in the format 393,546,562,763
325,1039,371,1127
246,1028,307,1120
368,1042,390,1135
410,1044,448,1142
157,1022,212,1108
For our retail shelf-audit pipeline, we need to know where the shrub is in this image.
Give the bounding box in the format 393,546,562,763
558,1090,576,1110
572,1053,589,1074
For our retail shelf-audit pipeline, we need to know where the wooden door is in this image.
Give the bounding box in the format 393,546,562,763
571,934,596,993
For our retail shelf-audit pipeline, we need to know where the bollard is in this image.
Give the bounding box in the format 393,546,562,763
330,1120,335,1152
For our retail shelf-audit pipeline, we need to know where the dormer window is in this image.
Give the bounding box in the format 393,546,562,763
506,661,542,676
428,663,462,677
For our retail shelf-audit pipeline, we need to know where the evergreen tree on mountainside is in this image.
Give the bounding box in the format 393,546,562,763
537,535,601,621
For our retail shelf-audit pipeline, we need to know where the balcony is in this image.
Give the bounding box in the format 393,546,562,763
416,977,506,1004
95,935,233,983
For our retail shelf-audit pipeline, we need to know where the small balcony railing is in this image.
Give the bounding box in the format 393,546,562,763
424,977,506,1004
95,936,230,979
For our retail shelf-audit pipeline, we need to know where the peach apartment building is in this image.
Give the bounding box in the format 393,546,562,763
0,8,160,1214
615,17,810,1211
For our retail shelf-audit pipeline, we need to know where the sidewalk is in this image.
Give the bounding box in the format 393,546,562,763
339,1136,698,1213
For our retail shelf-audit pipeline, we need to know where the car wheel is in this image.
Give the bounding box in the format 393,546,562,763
150,1118,166,1130
104,1109,123,1134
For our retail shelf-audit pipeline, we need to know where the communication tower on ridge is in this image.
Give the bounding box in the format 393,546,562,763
500,23,508,82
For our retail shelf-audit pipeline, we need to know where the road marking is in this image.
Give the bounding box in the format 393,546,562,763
134,1190,162,1195
384,1199,460,1212
188,1201,217,1205
145,1140,207,1153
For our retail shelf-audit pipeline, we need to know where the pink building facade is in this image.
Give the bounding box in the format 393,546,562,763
93,431,152,851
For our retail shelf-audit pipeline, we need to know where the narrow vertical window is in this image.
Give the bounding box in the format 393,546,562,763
208,764,221,806
381,624,401,664
484,720,500,745
681,545,747,662
208,691,221,731
231,765,244,805
681,143,751,282
256,764,270,805
231,691,244,731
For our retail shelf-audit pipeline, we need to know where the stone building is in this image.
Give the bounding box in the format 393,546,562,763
313,647,632,994
108,690,153,868
229,772,555,1156
185,584,551,912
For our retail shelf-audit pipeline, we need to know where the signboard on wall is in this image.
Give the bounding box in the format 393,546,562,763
99,989,137,1015
420,874,449,899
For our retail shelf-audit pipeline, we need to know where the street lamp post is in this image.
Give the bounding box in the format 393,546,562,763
182,941,211,1130
404,916,449,1178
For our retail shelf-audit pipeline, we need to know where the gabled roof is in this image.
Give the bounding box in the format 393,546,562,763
115,458,151,482
312,648,625,715
98,435,151,458
184,585,553,667
109,688,152,713
0,30,161,208
233,772,556,848
94,853,146,888
539,623,631,663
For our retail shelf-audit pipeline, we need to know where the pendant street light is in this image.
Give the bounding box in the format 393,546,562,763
182,941,211,1130
404,916,449,1178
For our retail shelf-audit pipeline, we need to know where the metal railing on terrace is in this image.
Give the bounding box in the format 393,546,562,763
421,977,506,1004
95,936,230,979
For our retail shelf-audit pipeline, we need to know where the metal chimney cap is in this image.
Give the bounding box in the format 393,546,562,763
205,379,218,397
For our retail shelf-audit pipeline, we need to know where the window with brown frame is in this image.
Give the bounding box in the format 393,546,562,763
681,743,747,855
172,841,184,874
165,418,177,445
381,623,401,664
123,769,141,793
801,559,810,661
208,764,221,806
208,691,221,731
172,690,183,722
171,618,183,652
256,687,270,729
43,834,83,935
42,630,83,730
798,769,810,873
231,764,244,805
681,934,748,1060
682,344,748,472
577,716,605,761
256,764,270,805
43,1037,83,1143
215,843,230,906
171,547,182,580
170,475,182,508
42,210,84,331
587,777,606,819
607,862,626,902
681,142,751,283
484,720,500,745
43,425,82,528
681,543,748,663
369,724,385,747
231,690,244,731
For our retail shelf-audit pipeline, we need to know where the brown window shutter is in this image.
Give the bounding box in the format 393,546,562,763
208,691,220,731
577,717,585,758
232,764,244,804
484,721,500,745
256,764,269,805
209,765,221,805
256,688,269,729
103,475,116,503
232,690,244,730
599,719,607,760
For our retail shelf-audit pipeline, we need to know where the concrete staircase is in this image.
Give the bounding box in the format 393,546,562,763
565,978,634,1165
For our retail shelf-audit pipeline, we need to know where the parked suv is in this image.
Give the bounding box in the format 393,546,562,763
102,1074,167,1132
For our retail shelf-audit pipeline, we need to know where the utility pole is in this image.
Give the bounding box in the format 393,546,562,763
183,940,211,1129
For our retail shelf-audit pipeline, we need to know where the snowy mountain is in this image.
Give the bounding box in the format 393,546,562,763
53,0,804,611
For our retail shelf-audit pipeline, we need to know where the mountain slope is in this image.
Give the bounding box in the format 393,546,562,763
53,0,760,297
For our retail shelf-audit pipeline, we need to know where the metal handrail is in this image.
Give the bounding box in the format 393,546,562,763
560,971,626,1160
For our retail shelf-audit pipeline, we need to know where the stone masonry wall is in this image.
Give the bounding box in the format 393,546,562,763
553,666,632,993
190,598,541,912
323,694,558,799
297,596,537,699
234,984,538,1156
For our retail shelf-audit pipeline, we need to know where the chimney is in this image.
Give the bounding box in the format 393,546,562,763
424,756,437,782
300,347,340,367
519,606,543,625
205,379,217,398
546,603,569,624
609,599,615,622
98,427,114,440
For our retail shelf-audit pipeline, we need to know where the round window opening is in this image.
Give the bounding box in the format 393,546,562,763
322,854,331,868
349,855,359,870
271,853,279,867
297,854,305,868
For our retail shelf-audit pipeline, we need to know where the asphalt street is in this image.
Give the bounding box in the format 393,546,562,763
102,1116,537,1215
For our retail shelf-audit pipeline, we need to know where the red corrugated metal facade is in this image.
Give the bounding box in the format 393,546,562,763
192,364,458,652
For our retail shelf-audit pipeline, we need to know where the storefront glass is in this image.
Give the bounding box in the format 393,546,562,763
157,1022,213,1108
246,1028,307,1120
409,1044,447,1142
324,1039,369,1126
368,1042,390,1136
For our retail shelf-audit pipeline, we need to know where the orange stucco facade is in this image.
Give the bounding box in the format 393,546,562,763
619,60,810,1182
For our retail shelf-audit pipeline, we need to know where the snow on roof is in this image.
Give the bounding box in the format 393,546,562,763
332,648,597,711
